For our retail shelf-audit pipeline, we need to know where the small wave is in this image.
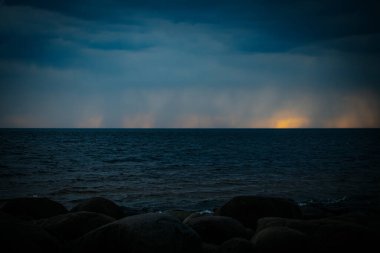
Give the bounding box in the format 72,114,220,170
102,157,145,164
50,187,100,195
298,196,348,207
0,171,28,178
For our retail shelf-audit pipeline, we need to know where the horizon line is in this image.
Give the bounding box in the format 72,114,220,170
1,127,379,130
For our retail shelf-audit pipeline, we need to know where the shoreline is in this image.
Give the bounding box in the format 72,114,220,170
3,192,379,215
1,195,379,253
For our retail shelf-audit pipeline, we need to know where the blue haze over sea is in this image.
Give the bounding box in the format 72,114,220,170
0,129,379,211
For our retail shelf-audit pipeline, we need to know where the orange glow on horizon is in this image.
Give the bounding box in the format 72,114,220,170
274,117,310,128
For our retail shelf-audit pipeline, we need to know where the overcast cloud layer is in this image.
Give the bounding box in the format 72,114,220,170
1,0,379,127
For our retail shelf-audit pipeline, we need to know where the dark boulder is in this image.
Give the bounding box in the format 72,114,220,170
252,226,309,253
215,196,302,229
74,212,201,253
324,211,380,231
220,238,255,253
165,209,193,222
300,204,337,219
120,205,147,217
0,212,62,253
0,197,67,220
36,211,115,242
202,243,220,253
185,216,248,244
256,217,377,252
71,197,124,219
183,211,213,224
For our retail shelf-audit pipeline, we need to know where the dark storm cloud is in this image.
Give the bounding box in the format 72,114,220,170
0,0,379,127
2,0,380,58
5,0,380,51
5,2,377,31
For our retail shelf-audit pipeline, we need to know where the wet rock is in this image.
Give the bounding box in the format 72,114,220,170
245,228,255,239
324,211,380,230
36,211,115,242
165,209,194,222
0,212,62,253
252,227,309,253
74,212,201,253
220,238,255,253
71,197,124,219
215,196,302,229
300,204,337,219
256,217,377,252
0,197,67,220
120,206,147,217
186,216,248,244
202,243,220,253
183,211,213,224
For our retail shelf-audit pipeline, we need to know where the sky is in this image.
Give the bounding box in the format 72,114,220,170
0,0,379,128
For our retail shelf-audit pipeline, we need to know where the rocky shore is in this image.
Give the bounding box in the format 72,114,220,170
1,195,379,253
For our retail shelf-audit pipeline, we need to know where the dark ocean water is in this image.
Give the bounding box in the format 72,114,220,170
0,129,379,211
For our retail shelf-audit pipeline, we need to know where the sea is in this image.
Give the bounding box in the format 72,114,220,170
0,129,379,212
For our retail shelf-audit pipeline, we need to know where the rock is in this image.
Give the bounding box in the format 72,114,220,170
252,227,309,253
0,197,67,220
185,216,248,244
245,228,255,239
325,211,380,230
220,238,255,253
256,217,377,252
36,211,115,242
120,206,147,217
74,213,201,253
0,212,62,253
215,196,302,229
71,197,124,219
165,210,193,222
300,204,337,219
202,243,220,253
0,210,25,223
183,211,213,224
